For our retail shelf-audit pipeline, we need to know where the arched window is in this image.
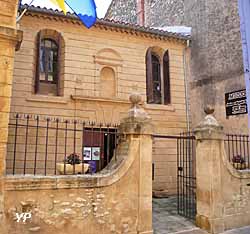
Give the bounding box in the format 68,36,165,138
35,30,63,96
39,39,58,83
146,48,171,105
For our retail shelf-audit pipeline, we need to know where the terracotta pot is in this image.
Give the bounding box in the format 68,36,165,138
56,163,89,175
232,162,247,170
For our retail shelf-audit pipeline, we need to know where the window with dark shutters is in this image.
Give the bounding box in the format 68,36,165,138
146,48,154,103
163,50,171,105
146,48,171,105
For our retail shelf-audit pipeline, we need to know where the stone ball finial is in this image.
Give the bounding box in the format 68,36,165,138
204,105,215,115
129,92,142,106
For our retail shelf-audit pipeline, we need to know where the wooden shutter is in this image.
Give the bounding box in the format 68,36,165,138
57,34,62,96
163,50,171,104
146,48,154,103
35,31,41,94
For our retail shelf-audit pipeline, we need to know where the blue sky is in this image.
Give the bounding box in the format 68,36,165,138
21,0,112,18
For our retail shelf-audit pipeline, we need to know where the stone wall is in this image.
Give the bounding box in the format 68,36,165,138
195,111,250,234
145,0,184,27
105,0,137,24
3,100,154,234
185,0,247,132
0,0,22,232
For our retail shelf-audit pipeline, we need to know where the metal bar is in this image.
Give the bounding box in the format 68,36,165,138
64,120,68,175
54,118,59,175
12,114,19,175
82,122,85,174
99,123,102,171
153,134,195,140
73,120,77,175
177,137,180,215
23,115,30,175
34,116,39,175
107,124,110,165
44,118,49,175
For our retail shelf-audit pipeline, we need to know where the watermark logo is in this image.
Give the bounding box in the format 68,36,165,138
15,212,32,223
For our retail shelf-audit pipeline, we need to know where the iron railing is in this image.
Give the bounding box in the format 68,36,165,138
177,132,196,220
7,114,119,176
225,134,250,170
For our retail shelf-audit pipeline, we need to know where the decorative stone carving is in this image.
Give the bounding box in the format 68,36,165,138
119,92,153,135
194,105,224,140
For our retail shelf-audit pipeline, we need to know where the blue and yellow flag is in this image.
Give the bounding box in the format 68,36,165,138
49,0,97,28
50,0,67,15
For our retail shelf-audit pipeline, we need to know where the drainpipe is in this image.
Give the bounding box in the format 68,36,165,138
137,0,145,26
183,40,191,132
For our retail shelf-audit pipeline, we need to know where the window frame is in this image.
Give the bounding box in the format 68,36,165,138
146,48,171,105
35,30,62,96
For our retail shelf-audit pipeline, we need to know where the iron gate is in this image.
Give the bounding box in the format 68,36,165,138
177,132,196,220
153,133,196,220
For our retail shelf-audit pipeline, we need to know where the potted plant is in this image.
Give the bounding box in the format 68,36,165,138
56,153,89,175
232,155,246,170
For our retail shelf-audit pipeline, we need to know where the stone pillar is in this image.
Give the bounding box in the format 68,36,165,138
0,0,22,232
194,107,225,234
119,93,153,234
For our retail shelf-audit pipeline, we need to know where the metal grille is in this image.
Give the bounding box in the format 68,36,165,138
7,114,119,176
177,132,196,220
225,134,250,170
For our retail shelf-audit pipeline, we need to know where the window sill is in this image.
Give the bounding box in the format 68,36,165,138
26,95,68,104
71,95,131,105
143,103,175,112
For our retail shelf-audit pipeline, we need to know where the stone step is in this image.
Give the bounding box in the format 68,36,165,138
170,228,208,234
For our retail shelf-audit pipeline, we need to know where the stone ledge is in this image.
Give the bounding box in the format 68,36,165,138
4,139,138,191
143,103,175,112
26,95,68,104
71,95,131,104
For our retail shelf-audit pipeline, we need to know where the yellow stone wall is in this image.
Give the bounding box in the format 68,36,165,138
0,0,22,232
9,12,189,194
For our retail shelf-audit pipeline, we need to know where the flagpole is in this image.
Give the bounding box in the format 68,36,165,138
16,0,35,22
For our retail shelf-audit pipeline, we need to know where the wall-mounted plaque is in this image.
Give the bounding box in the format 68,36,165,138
225,89,247,116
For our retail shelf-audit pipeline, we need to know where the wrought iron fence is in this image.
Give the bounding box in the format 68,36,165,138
225,134,250,170
7,114,119,176
177,132,196,220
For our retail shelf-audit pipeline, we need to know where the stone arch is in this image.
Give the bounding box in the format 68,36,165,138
96,48,122,62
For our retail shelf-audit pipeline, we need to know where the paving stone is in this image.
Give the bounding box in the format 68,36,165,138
153,197,250,234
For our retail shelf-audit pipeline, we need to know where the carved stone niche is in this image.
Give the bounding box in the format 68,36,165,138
94,48,123,98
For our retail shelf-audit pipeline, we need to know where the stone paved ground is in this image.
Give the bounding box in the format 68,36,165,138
153,197,250,234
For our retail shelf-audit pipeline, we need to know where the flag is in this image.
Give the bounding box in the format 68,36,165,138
66,0,97,28
50,0,67,15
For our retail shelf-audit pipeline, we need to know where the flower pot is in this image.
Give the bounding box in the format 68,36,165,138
56,163,89,175
232,162,247,170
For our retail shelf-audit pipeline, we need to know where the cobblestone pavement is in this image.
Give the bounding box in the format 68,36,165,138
152,197,250,234
153,197,197,234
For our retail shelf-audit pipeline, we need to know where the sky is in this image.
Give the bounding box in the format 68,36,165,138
21,0,112,18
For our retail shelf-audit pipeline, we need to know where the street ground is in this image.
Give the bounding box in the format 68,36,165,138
153,197,250,234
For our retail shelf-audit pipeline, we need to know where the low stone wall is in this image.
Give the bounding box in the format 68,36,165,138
195,108,250,234
2,94,154,234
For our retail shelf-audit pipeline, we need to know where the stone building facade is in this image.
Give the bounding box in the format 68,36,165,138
106,0,248,133
7,5,190,195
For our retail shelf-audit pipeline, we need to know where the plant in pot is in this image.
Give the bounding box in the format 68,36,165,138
56,153,89,175
232,155,246,170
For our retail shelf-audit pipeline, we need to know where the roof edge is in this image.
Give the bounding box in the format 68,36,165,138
19,4,191,42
